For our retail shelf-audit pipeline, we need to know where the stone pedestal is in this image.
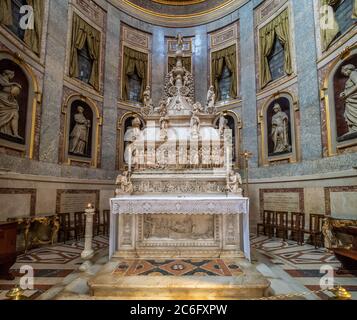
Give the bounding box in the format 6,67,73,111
79,206,95,272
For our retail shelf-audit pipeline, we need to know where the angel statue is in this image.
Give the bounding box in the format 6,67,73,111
226,170,243,196
206,85,216,114
115,171,133,196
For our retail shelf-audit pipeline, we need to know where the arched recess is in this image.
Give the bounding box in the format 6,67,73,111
258,92,299,166
117,111,145,170
0,51,41,159
214,110,242,169
62,94,102,167
322,45,357,156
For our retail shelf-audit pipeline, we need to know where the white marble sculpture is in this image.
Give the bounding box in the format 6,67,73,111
219,113,229,137
271,103,291,154
226,170,243,195
206,85,216,114
69,106,91,155
340,64,357,134
143,85,153,116
190,112,200,139
115,171,133,195
0,70,22,139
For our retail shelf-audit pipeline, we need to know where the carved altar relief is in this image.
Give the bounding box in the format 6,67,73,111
323,49,357,155
259,93,299,166
143,215,214,240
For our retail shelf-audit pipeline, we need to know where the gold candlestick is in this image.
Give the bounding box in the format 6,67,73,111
240,150,253,197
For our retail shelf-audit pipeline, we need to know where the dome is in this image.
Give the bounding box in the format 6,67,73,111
115,0,242,27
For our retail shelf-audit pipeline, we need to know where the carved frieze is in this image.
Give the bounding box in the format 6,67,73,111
132,180,226,194
74,0,105,28
210,23,238,50
123,25,150,50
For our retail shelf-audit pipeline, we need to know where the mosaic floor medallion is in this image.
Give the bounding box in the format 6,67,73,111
113,259,243,277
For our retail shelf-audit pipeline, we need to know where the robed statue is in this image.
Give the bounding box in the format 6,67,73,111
340,64,357,134
271,103,291,154
69,106,91,155
0,70,22,139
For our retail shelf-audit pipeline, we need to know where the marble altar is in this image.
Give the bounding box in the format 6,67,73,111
89,34,269,299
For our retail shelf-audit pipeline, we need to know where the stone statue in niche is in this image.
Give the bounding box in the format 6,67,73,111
226,170,243,195
142,85,153,116
190,112,200,139
159,100,169,141
206,85,216,114
192,102,203,114
69,106,91,155
271,103,291,154
340,64,357,135
219,113,229,138
0,70,22,139
115,171,133,195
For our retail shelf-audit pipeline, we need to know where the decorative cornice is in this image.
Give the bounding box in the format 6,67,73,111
109,0,247,27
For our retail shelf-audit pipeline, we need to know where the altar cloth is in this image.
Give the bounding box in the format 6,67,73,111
109,195,251,260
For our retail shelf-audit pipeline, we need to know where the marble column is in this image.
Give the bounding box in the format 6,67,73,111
239,2,258,168
151,27,166,106
39,0,69,163
79,205,95,272
292,0,322,160
194,26,208,104
101,5,121,170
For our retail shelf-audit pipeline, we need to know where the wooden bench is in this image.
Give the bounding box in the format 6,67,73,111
332,248,357,275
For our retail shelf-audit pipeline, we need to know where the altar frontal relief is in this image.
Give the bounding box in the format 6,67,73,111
143,215,214,240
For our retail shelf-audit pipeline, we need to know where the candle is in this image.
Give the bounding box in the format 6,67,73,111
226,146,231,173
128,145,132,172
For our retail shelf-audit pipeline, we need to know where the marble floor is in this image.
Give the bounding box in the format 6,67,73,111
251,235,357,300
0,235,356,300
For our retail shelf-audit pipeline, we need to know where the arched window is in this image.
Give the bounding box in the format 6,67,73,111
77,42,93,85
8,0,27,41
218,64,233,101
128,70,142,103
332,0,356,38
267,37,285,81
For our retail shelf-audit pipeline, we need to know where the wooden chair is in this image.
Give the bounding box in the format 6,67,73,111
257,211,268,236
275,211,288,241
74,212,85,240
58,213,77,243
288,212,305,245
265,211,276,238
102,210,110,236
92,210,100,236
97,210,107,236
304,214,325,248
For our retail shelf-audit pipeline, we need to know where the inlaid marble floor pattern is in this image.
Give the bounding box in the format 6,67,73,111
251,235,357,300
0,236,108,300
1,235,356,300
113,259,243,276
